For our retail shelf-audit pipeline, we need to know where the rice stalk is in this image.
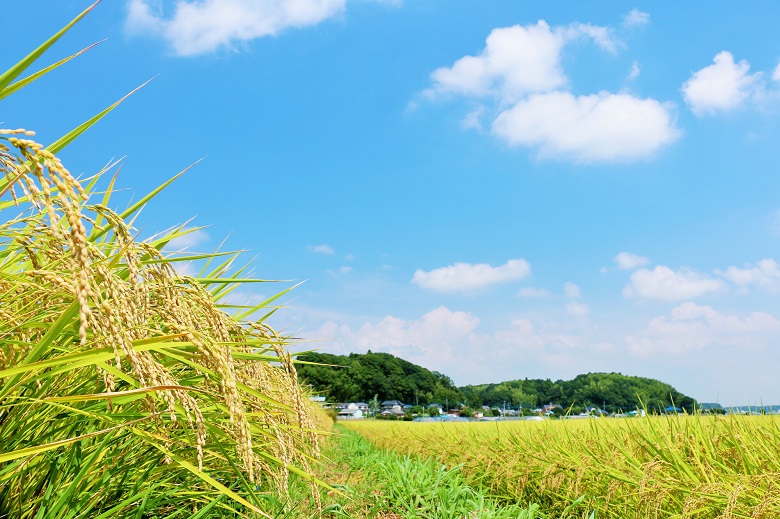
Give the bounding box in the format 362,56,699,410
0,5,327,517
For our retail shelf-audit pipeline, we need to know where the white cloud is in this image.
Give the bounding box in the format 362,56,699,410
166,228,210,250
412,259,531,292
559,23,620,54
308,244,335,255
309,306,588,384
627,302,779,355
126,0,347,56
425,19,677,164
566,301,589,317
624,266,724,301
316,306,482,365
773,63,780,82
491,91,679,162
720,259,780,293
563,282,581,298
427,21,618,104
682,51,762,116
516,287,553,298
427,22,568,102
615,251,649,270
623,9,650,28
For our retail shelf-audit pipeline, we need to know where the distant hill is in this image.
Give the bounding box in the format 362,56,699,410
295,351,463,405
296,352,698,413
461,372,698,413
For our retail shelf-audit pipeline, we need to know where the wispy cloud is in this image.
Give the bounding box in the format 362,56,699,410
719,259,780,293
566,301,589,317
623,9,650,28
563,282,581,298
615,252,649,270
308,244,335,255
627,302,779,355
166,228,210,250
516,287,553,298
412,259,531,292
623,265,724,301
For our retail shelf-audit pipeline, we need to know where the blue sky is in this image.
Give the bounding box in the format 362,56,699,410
5,1,780,405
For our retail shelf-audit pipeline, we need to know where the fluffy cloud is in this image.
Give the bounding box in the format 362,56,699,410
682,51,762,116
615,252,650,270
627,302,779,355
314,306,483,372
308,243,335,255
720,259,780,292
427,21,618,103
624,266,724,301
126,0,347,56
412,259,531,292
426,19,678,163
491,91,679,162
311,306,588,384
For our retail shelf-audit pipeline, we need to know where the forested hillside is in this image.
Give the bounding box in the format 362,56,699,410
460,372,698,413
295,351,464,404
297,352,698,412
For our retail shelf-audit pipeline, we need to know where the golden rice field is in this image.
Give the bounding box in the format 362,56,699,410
342,415,780,518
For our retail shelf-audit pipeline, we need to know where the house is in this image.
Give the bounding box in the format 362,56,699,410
338,408,363,420
380,400,404,414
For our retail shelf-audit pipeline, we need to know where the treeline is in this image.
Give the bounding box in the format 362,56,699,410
296,352,698,413
295,351,463,405
460,372,698,413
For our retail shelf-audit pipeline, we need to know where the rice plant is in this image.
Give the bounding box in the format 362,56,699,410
0,4,326,518
343,415,780,518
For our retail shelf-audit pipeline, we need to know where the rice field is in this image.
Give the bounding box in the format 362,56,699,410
342,415,780,518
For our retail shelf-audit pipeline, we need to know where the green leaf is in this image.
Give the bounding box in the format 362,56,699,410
0,1,100,93
0,40,105,101
46,78,154,155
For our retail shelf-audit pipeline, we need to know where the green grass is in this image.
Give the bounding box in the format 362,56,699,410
310,425,591,519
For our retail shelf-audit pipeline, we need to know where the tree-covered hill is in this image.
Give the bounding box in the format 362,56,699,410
295,351,464,405
296,352,698,413
460,372,698,413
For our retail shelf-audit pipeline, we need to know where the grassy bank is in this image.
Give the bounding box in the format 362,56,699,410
309,425,586,519
343,415,780,518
